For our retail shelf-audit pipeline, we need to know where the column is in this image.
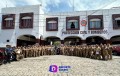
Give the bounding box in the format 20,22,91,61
36,38,40,44
105,39,111,44
81,40,86,45
61,40,64,44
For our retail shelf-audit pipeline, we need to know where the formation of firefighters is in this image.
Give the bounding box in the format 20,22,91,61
0,43,113,64
15,43,112,60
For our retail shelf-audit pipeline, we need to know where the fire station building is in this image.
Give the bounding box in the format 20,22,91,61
0,5,120,47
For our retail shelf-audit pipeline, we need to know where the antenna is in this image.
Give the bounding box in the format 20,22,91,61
39,0,42,6
5,0,7,8
73,0,74,11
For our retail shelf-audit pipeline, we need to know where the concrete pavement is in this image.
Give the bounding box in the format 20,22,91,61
0,55,120,76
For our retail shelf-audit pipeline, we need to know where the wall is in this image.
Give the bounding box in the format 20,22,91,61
0,5,44,47
44,9,120,41
1,5,120,46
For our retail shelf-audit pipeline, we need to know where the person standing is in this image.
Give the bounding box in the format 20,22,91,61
107,44,112,60
5,45,13,63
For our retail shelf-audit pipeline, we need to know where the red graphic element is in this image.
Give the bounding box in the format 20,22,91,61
81,20,87,26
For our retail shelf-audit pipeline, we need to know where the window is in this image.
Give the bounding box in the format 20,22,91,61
5,18,14,27
115,17,120,27
2,14,15,29
66,16,79,30
88,15,103,30
19,13,33,29
67,20,78,29
46,17,58,31
90,19,101,29
21,16,32,28
112,14,120,29
48,21,57,30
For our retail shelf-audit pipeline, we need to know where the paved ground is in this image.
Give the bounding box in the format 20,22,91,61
0,55,120,76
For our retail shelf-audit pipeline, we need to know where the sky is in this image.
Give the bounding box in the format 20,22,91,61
0,0,120,13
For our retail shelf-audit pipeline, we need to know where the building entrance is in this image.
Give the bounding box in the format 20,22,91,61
110,35,120,44
64,36,81,45
86,36,104,45
45,37,60,45
17,35,36,46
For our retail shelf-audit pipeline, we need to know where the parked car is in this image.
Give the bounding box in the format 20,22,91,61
112,45,120,55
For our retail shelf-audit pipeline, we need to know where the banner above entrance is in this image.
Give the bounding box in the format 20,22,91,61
62,30,108,35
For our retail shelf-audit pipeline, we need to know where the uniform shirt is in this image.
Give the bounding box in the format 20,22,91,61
5,48,13,54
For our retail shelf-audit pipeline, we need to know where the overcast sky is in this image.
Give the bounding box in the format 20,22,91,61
0,0,120,13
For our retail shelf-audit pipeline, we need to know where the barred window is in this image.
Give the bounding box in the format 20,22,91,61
46,17,58,31
4,18,14,27
48,21,57,30
115,17,120,27
19,13,33,29
67,20,78,29
88,15,103,30
21,17,32,28
66,16,79,30
2,14,15,29
90,19,101,29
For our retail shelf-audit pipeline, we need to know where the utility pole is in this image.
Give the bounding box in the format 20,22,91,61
73,0,74,11
6,0,7,8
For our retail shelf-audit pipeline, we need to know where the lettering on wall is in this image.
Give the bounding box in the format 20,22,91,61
62,30,108,35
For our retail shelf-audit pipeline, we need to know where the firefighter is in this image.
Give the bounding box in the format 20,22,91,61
94,45,101,60
107,44,112,60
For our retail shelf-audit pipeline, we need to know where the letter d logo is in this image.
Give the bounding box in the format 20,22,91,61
49,65,58,73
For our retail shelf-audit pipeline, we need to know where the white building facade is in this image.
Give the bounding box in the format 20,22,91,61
0,5,120,47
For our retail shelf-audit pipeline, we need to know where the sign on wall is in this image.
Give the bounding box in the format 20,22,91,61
62,30,108,35
81,20,87,26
